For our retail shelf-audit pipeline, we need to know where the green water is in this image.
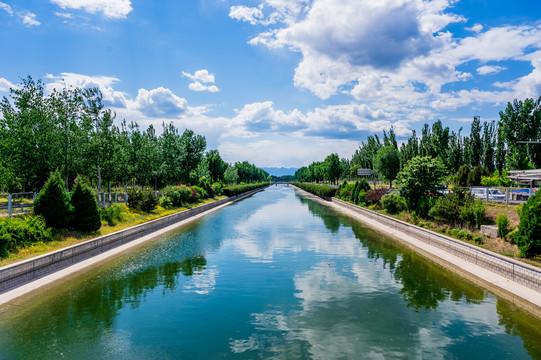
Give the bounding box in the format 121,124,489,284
1,185,540,359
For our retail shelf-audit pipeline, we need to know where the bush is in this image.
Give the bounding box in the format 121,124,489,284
140,192,159,213
212,182,223,196
70,181,101,232
128,189,158,213
293,182,336,198
0,216,53,258
159,196,173,209
365,188,388,205
497,213,510,239
161,185,192,206
473,235,483,244
450,228,460,237
100,204,126,226
429,187,473,225
460,206,475,229
192,185,208,200
381,193,407,214
223,183,269,197
515,190,541,257
472,200,485,229
34,172,73,229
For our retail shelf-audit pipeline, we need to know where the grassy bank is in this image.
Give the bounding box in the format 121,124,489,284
0,196,226,267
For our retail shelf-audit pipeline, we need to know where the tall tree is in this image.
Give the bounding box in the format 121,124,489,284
373,146,400,187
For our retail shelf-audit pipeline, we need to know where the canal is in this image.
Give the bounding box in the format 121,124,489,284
1,185,540,359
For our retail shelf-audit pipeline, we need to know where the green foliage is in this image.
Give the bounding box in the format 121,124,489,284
100,204,126,226
467,165,489,186
324,153,341,184
515,191,541,257
472,200,485,229
454,165,470,187
373,146,401,187
460,206,475,228
223,183,268,197
127,188,158,213
223,166,239,185
396,156,448,211
497,213,510,239
159,196,173,209
211,182,223,195
192,185,208,200
381,193,407,214
429,187,474,225
70,180,101,232
161,185,192,206
0,216,53,258
140,191,158,213
473,235,483,244
293,182,337,198
34,172,73,229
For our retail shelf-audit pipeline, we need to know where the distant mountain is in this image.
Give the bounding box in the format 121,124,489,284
262,167,298,177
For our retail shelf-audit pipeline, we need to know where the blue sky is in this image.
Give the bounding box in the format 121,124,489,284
1,0,541,168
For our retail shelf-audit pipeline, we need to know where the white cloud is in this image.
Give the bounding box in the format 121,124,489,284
0,2,13,15
182,69,215,83
183,69,220,92
0,77,16,92
131,87,188,118
466,24,483,33
188,81,220,92
21,11,40,27
45,72,128,106
0,3,40,27
477,65,506,75
55,12,74,18
50,0,132,19
229,5,267,25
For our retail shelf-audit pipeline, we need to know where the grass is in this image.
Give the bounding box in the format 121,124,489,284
0,196,226,267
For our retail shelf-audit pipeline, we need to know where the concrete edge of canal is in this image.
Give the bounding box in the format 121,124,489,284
0,187,268,306
292,185,541,319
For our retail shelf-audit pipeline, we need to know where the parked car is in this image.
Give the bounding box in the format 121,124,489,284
470,188,505,201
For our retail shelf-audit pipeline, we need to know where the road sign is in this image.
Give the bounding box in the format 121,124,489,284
357,169,373,176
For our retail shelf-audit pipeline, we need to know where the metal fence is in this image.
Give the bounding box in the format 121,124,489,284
0,191,161,218
467,186,536,205
333,197,541,293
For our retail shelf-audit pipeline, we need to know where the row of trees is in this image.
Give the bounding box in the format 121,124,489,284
0,76,268,193
295,97,541,185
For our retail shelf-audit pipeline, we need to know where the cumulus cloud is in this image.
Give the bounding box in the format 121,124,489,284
0,77,16,92
231,0,541,123
477,65,506,75
21,11,40,27
132,87,188,118
45,72,128,106
183,69,220,92
189,81,220,92
50,0,132,19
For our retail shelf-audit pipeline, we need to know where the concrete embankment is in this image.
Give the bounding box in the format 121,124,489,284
293,185,541,317
0,187,266,305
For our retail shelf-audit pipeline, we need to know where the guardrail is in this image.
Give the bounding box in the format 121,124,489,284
0,186,268,294
332,197,541,293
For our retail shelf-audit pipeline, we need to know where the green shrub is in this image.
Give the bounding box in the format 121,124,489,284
293,182,336,198
70,181,101,232
381,193,407,214
34,172,73,229
140,192,158,213
460,206,475,229
223,183,269,197
192,185,208,200
0,216,53,258
473,235,483,244
127,188,143,210
472,200,485,229
161,185,192,206
159,196,173,209
211,182,223,196
100,204,126,226
450,228,460,237
497,213,510,239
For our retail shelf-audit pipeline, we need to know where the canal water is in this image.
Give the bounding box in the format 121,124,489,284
1,185,541,359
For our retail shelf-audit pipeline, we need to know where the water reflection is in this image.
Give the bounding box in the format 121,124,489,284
0,185,540,359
